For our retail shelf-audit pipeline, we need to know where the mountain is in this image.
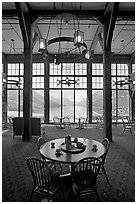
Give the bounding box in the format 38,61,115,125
76,97,87,106
6,89,130,116
50,96,60,107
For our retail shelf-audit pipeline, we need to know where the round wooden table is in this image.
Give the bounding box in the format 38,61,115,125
40,137,105,168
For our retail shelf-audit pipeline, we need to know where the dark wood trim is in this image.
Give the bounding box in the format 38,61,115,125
106,3,119,48
2,9,135,20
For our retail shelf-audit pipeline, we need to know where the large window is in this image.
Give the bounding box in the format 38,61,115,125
111,64,129,122
92,63,103,121
32,63,44,122
7,63,24,117
6,61,131,124
91,63,130,123
49,63,87,122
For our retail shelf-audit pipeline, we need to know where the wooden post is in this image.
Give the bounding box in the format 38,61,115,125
87,61,92,123
103,15,112,141
44,61,49,123
102,3,119,142
23,16,33,141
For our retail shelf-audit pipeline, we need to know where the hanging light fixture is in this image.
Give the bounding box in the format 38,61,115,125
74,30,84,46
39,38,46,51
57,77,79,86
112,76,135,87
38,3,89,64
85,50,90,59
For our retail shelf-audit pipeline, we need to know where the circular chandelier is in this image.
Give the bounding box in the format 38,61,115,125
38,12,90,64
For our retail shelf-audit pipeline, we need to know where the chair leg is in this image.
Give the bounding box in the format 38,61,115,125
130,128,132,134
94,186,100,201
29,188,34,201
102,165,110,185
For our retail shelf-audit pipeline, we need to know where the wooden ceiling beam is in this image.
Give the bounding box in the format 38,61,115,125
89,25,103,55
2,10,135,20
97,33,103,50
32,32,39,50
14,3,29,47
105,3,119,49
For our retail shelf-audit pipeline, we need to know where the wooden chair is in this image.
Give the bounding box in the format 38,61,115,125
53,117,61,128
98,138,110,185
122,117,132,134
71,157,101,201
96,117,103,129
12,117,41,139
12,117,23,139
76,117,87,129
62,117,71,128
26,157,64,201
83,117,88,128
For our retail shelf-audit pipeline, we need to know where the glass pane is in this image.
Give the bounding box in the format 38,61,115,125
92,63,103,75
32,63,44,75
62,90,74,122
7,77,19,89
62,63,74,75
111,64,116,75
32,90,44,122
49,90,61,122
50,63,61,75
20,90,23,117
92,90,103,122
117,90,129,122
132,64,135,73
62,76,74,88
75,90,87,120
117,77,129,89
75,63,87,75
92,77,103,89
7,90,18,117
112,77,116,89
20,63,24,75
117,64,128,76
8,63,19,76
32,77,44,88
112,90,116,122
76,77,87,88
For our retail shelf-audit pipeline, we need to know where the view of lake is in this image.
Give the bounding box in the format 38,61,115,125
8,105,102,122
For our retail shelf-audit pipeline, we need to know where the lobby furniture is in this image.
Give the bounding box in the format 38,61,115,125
53,116,62,128
62,117,71,129
122,117,132,134
75,117,87,129
98,138,110,185
96,117,103,129
12,117,41,139
39,137,105,171
71,157,101,201
26,157,63,201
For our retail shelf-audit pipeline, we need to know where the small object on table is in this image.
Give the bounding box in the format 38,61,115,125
77,142,85,149
92,144,98,151
55,149,62,156
74,137,78,142
51,142,55,148
65,135,72,150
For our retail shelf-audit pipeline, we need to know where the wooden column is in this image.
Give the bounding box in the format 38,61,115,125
103,15,112,141
44,61,49,123
14,2,38,141
102,3,119,142
23,16,33,141
87,61,92,123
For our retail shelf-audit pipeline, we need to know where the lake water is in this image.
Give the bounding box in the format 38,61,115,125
8,106,102,123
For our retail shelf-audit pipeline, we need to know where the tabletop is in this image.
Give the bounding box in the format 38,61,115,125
40,137,105,165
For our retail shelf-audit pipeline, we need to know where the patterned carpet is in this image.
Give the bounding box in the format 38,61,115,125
2,124,135,202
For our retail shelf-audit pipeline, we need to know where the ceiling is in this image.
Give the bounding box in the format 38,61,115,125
2,2,135,57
